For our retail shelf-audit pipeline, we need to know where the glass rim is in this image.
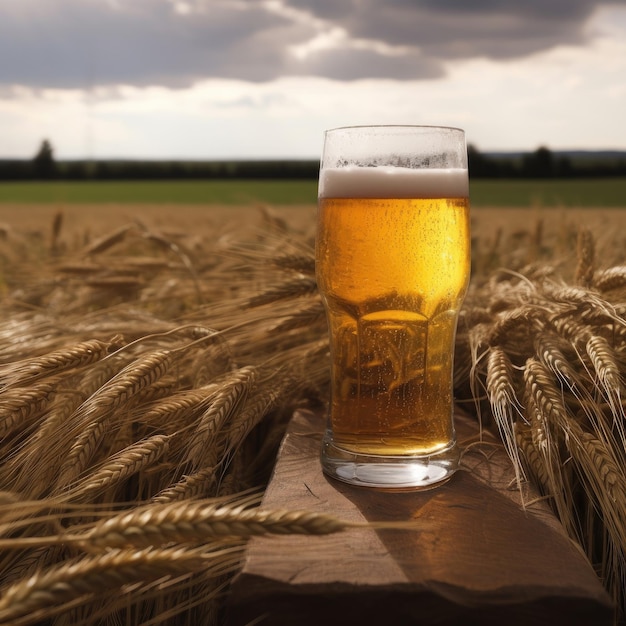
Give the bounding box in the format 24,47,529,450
324,124,465,134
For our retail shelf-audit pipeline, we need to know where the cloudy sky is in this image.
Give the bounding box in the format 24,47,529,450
1,0,625,160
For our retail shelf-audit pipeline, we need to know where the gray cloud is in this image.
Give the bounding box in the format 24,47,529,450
0,0,617,89
291,0,602,58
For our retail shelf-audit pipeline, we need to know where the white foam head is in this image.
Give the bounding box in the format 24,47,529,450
319,166,469,199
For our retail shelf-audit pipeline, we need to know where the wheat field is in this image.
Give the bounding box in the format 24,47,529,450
1,202,626,625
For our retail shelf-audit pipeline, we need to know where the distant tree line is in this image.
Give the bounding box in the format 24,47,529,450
0,140,320,181
1,140,625,181
467,145,626,178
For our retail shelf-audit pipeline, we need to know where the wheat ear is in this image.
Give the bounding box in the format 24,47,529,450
485,347,524,485
82,224,135,256
575,228,595,288
0,379,59,441
594,265,626,292
70,434,172,501
83,500,354,549
246,278,318,308
523,358,579,538
0,545,244,625
151,467,219,504
184,366,258,469
0,338,120,389
56,350,173,488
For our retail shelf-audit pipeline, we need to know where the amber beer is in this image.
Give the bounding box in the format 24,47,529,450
316,126,470,489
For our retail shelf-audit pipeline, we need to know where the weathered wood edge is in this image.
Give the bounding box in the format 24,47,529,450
227,408,614,626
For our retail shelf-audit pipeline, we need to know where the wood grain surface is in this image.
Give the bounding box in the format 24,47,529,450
227,408,613,626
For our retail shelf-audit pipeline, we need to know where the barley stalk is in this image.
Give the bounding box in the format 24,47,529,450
535,333,579,389
151,467,219,504
560,415,626,602
485,347,524,485
486,305,541,347
524,358,570,430
220,376,294,459
0,338,120,389
70,434,172,501
184,366,258,469
514,423,552,495
3,200,626,623
586,334,623,395
270,253,316,275
82,224,135,256
0,364,119,496
246,278,318,308
594,266,626,292
139,384,219,429
0,379,59,441
0,545,244,626
84,500,354,549
549,314,592,345
575,228,595,288
56,350,173,488
271,300,326,333
523,373,578,538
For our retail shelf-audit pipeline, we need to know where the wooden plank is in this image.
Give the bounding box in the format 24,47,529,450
228,408,613,626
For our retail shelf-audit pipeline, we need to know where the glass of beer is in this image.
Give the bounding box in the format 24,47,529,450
316,125,470,489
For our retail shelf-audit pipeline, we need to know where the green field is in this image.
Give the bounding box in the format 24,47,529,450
469,177,626,207
0,177,625,207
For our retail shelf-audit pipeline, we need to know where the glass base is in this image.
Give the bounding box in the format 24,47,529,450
320,433,459,490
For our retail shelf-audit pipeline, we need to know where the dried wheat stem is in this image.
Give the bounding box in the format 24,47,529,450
83,500,354,549
246,278,318,308
549,315,592,345
151,466,219,504
535,332,619,445
270,253,316,275
0,379,59,440
486,346,517,411
70,434,172,501
0,545,64,590
0,544,244,625
560,416,626,562
586,334,623,395
578,431,626,509
82,350,173,415
270,300,326,333
575,228,595,288
535,334,579,388
524,358,569,430
0,364,119,495
35,376,108,447
485,347,525,484
185,366,258,469
139,384,219,429
0,338,121,389
15,360,119,488
221,378,293,458
82,224,135,256
514,423,552,495
140,230,203,303
585,334,626,446
594,266,626,293
129,375,180,405
565,417,625,497
56,350,173,487
545,284,621,328
522,360,580,539
486,305,541,347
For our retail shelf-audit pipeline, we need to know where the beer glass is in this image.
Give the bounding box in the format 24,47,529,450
316,125,470,489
